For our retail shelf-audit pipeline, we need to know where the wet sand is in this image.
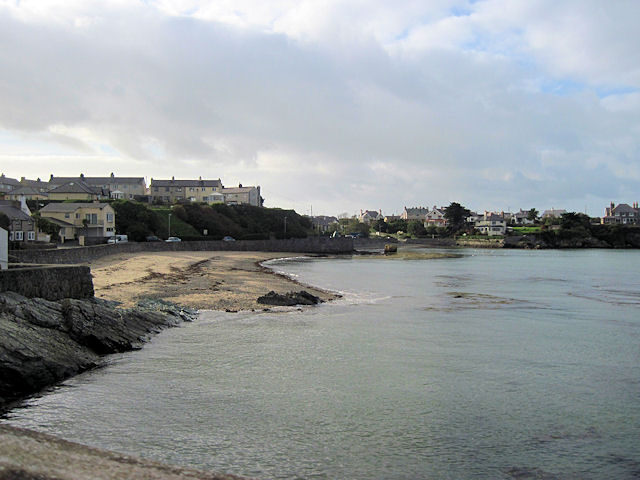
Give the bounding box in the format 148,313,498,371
89,251,338,311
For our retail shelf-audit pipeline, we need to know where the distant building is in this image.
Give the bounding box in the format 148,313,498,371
0,199,37,243
0,174,20,196
384,214,401,223
221,185,263,207
602,202,639,225
39,203,115,242
424,206,447,226
512,209,535,225
310,215,339,233
541,209,567,219
49,173,147,200
359,209,383,224
7,186,49,201
47,180,107,201
475,213,507,236
401,206,429,221
150,177,224,204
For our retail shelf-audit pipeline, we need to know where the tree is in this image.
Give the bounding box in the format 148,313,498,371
33,214,61,242
443,202,471,233
373,218,388,233
0,212,9,230
407,220,427,237
527,208,539,222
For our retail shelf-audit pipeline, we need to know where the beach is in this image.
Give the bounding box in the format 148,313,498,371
89,251,339,311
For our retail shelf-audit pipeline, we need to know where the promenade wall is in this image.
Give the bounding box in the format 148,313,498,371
9,237,354,265
0,265,94,300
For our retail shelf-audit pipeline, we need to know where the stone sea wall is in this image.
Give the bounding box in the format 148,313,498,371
9,237,354,265
0,265,94,301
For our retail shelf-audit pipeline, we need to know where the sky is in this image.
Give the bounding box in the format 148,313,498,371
1,0,639,217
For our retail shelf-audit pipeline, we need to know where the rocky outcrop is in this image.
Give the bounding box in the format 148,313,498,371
0,293,197,409
257,290,324,307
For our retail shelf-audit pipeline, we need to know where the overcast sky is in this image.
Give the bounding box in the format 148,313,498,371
1,0,639,216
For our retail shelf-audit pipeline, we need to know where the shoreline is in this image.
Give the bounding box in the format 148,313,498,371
1,251,339,480
88,251,340,312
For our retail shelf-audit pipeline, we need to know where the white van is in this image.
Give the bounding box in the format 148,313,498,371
107,234,128,244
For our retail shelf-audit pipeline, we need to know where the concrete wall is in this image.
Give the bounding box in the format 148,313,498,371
9,237,354,265
0,265,94,300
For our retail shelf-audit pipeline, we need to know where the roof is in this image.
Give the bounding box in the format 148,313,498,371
542,209,567,217
0,204,31,221
45,217,75,227
612,203,636,213
51,176,145,185
9,186,48,197
40,202,111,213
152,178,223,188
404,207,430,215
48,181,101,195
221,186,256,194
0,175,20,187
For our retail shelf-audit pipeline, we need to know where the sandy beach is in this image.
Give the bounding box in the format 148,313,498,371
89,251,338,311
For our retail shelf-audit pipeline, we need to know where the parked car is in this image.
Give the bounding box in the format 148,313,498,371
165,236,181,242
222,236,236,242
145,235,161,242
107,234,128,244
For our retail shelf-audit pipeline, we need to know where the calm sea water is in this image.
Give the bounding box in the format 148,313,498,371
3,248,640,479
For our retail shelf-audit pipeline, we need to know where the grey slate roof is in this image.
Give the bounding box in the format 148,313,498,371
50,176,144,185
0,204,31,221
48,181,102,195
40,203,111,213
151,178,223,188
9,186,48,197
0,174,20,187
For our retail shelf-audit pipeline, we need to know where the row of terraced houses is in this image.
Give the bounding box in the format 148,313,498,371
0,173,263,248
0,173,263,206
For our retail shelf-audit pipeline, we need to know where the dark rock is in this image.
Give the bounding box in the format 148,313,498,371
0,292,196,410
257,290,324,306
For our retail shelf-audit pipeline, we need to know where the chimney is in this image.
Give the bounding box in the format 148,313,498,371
172,176,175,181
611,201,615,209
239,183,242,188
110,172,115,178
199,176,202,180
50,174,54,181
80,173,84,179
20,177,25,182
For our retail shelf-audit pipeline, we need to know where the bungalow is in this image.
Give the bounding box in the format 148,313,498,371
0,199,37,243
39,203,115,242
602,202,639,225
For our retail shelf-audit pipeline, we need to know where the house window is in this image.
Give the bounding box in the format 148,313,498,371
165,187,170,192
27,231,35,241
65,213,70,219
202,187,206,191
189,187,195,192
75,213,79,219
106,213,114,222
154,187,159,192
176,187,182,192
14,231,24,241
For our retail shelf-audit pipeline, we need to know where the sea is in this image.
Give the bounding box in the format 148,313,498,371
3,248,640,479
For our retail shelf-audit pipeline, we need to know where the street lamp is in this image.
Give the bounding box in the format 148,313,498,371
284,216,287,238
168,213,172,238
